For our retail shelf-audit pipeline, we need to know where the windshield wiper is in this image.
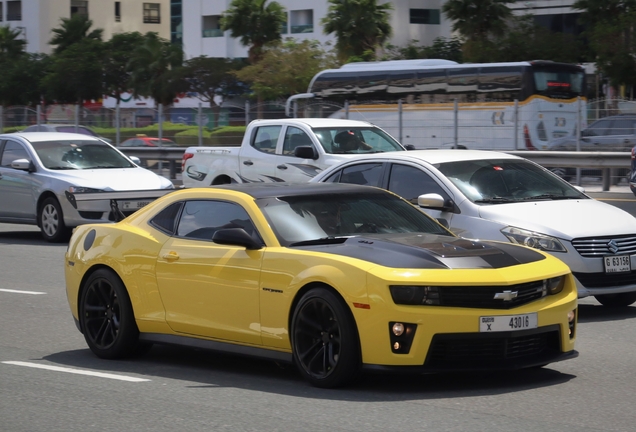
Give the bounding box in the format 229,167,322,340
290,236,350,247
521,194,581,201
47,166,79,170
83,165,123,169
473,197,513,204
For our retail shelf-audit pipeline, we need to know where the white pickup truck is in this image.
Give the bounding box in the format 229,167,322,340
181,118,408,187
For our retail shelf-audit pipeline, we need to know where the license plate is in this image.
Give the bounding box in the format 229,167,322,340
480,313,538,332
604,255,631,273
120,200,151,211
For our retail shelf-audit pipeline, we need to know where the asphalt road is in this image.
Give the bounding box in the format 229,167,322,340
2,192,636,432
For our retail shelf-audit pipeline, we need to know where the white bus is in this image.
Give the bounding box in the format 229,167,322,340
286,59,587,151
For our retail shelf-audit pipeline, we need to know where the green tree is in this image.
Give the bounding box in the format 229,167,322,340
0,54,48,106
103,32,145,104
383,37,463,63
180,56,248,107
220,0,286,64
574,0,636,88
321,0,393,62
442,0,513,62
0,25,26,59
43,39,104,104
127,32,186,107
49,14,103,54
233,38,338,101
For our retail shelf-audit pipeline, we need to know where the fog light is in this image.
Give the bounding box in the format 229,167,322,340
393,342,400,350
567,310,575,322
392,322,405,336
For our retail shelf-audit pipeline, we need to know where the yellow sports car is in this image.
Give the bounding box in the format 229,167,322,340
65,183,578,388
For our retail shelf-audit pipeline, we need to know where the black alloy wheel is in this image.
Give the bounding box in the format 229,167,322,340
291,287,360,388
79,269,144,359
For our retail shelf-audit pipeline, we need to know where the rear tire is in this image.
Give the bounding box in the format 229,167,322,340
291,287,361,388
594,292,636,307
79,269,143,359
39,197,70,242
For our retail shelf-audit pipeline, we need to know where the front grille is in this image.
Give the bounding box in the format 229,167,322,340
425,327,561,369
572,234,636,257
438,281,545,309
573,271,636,288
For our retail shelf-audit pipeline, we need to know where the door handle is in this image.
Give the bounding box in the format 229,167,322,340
162,251,179,262
277,165,288,170
243,160,254,166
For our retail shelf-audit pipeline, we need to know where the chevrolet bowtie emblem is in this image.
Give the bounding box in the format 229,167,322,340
494,290,518,301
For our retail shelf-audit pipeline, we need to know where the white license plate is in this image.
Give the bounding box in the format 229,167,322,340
604,255,631,273
480,313,538,332
120,200,151,211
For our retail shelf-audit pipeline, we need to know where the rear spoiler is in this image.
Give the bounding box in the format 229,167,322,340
65,189,176,222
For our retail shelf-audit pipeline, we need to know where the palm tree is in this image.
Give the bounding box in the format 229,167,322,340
220,0,286,64
321,0,393,62
127,32,185,107
0,25,26,58
49,14,103,54
442,0,513,42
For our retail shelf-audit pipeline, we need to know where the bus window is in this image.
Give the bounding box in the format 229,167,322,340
447,68,479,102
478,67,523,101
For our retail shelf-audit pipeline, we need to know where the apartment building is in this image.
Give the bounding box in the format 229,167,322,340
180,0,581,60
0,0,171,54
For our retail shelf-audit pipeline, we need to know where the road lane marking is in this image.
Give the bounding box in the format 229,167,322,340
0,288,46,295
2,361,150,382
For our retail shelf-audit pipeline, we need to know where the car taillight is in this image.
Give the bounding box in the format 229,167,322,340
182,152,194,172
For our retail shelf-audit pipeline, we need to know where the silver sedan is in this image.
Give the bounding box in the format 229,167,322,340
0,132,174,242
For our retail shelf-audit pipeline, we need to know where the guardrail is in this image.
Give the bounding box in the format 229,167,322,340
118,147,633,191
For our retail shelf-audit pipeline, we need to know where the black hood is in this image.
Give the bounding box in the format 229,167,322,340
295,234,545,269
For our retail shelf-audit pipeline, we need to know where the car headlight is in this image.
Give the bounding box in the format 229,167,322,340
545,276,564,295
390,286,440,305
68,186,104,193
501,226,566,252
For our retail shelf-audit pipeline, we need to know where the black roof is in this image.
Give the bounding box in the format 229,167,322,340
211,182,385,199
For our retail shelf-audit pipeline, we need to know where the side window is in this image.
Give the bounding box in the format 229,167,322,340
387,164,450,203
0,141,29,167
252,126,281,153
339,163,383,187
176,200,260,242
282,126,314,155
322,169,342,183
588,119,612,136
149,202,183,234
610,119,635,136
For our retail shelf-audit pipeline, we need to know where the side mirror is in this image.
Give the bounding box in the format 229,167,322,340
11,158,34,172
294,146,317,160
129,156,142,165
404,144,416,150
417,193,453,211
212,228,263,250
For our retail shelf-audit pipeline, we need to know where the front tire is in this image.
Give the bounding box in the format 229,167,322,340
291,287,361,388
38,197,70,242
79,269,143,359
595,292,636,307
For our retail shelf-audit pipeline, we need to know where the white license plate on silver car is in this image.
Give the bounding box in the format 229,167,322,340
604,255,631,273
480,313,538,332
120,200,151,211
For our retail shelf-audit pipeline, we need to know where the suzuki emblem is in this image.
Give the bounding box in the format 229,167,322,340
607,240,619,254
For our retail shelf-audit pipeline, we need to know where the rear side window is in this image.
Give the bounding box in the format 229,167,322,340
149,202,183,234
338,163,384,186
252,126,281,153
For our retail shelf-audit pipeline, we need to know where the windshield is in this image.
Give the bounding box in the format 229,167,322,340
436,159,587,203
32,140,136,170
532,67,585,99
257,191,450,246
312,127,404,154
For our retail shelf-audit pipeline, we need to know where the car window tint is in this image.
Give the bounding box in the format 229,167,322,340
252,125,281,153
0,141,29,167
339,163,383,186
282,127,314,155
610,118,635,135
176,200,260,242
149,202,183,234
588,119,612,136
387,163,450,203
322,170,342,183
